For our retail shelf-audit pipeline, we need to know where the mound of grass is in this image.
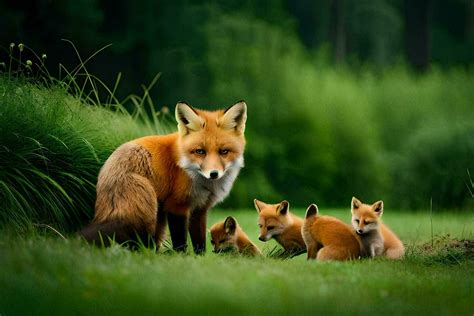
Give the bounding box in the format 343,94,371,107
410,235,474,265
0,75,170,232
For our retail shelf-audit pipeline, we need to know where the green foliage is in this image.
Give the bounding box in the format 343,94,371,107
207,15,474,209
393,122,474,209
4,0,473,102
206,15,383,206
0,75,168,231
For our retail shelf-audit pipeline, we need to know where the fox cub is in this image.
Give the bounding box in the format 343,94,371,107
302,204,361,261
254,199,306,256
209,216,261,256
351,197,405,259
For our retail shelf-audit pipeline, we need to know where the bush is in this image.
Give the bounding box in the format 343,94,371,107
203,14,474,209
393,122,474,209
0,76,163,231
206,15,388,207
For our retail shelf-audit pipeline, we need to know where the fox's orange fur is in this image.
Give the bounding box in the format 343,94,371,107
209,216,261,256
302,204,361,261
80,101,247,254
351,197,405,260
254,199,306,256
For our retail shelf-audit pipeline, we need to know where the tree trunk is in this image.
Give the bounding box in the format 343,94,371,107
330,0,346,64
404,0,432,71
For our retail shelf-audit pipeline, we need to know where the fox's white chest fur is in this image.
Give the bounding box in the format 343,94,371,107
361,230,384,257
182,156,244,210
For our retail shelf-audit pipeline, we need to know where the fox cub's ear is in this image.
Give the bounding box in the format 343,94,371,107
277,200,289,215
175,102,205,135
254,199,266,213
224,216,237,235
351,197,362,212
305,204,319,219
219,101,247,134
372,201,384,216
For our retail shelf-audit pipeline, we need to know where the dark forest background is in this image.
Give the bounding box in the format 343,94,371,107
2,1,473,100
1,0,473,211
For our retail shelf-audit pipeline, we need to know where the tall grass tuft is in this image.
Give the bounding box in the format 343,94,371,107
0,44,171,232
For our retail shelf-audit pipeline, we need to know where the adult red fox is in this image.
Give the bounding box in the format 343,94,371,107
80,101,247,254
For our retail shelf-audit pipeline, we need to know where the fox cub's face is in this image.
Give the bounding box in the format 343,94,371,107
209,216,239,253
254,199,291,241
351,197,383,235
176,101,246,180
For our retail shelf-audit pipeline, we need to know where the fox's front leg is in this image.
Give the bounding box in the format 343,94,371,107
167,212,189,252
155,206,168,250
189,208,208,255
370,244,376,258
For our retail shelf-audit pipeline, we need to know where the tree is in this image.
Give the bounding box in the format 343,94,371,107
330,0,347,63
404,0,432,71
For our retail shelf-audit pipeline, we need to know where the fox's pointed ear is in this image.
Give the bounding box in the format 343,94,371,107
254,199,266,213
372,201,384,217
219,101,247,134
305,204,319,219
351,197,362,213
175,102,205,136
277,200,289,215
224,216,237,235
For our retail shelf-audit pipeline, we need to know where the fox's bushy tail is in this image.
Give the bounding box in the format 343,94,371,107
79,219,149,247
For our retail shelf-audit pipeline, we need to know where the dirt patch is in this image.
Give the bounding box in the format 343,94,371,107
419,235,474,263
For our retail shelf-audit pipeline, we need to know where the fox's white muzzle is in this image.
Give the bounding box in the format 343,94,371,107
200,169,223,180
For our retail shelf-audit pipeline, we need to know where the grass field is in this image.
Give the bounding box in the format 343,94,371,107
1,208,472,315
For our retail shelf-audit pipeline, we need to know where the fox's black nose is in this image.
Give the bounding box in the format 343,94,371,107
357,229,363,234
210,171,219,179
258,236,265,241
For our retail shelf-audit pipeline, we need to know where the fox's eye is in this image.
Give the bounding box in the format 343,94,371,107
195,149,206,155
219,149,229,155
355,219,360,223
258,224,263,228
267,226,275,230
364,220,371,225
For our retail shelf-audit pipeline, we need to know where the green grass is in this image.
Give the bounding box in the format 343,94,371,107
0,75,172,232
0,43,175,232
1,209,472,315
